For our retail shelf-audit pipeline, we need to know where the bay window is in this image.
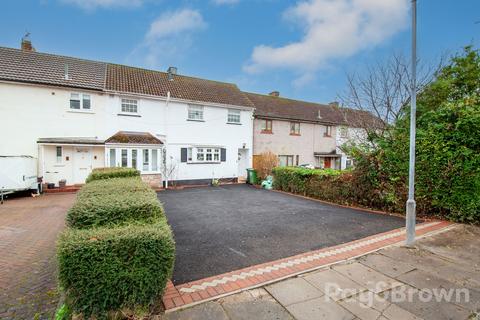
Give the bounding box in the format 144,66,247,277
107,148,162,172
143,149,149,171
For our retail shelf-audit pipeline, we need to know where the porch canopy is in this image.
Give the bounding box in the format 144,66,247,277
314,150,341,157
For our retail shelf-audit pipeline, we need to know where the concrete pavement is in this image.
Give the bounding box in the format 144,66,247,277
160,224,480,320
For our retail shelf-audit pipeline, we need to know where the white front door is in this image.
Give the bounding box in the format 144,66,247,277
73,147,92,184
237,148,249,178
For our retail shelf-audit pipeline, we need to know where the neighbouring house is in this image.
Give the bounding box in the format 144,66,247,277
245,91,376,170
0,42,254,187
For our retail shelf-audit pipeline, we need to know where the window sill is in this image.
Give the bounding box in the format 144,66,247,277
290,133,301,136
227,122,242,125
53,164,66,167
118,113,141,117
261,130,273,134
67,109,95,114
187,119,205,122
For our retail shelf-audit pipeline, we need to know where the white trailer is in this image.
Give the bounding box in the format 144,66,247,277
0,156,39,203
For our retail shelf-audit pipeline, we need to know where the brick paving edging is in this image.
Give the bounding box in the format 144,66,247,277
162,220,451,312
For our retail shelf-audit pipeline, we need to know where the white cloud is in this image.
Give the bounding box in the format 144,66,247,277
212,0,240,5
128,8,207,68
244,0,409,85
146,9,207,41
60,0,144,10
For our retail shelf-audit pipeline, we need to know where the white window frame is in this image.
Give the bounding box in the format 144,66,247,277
324,125,332,137
107,147,161,173
70,93,91,110
227,109,241,124
290,122,300,135
56,146,63,164
188,105,204,121
340,126,348,138
278,155,294,167
188,147,221,163
121,98,138,114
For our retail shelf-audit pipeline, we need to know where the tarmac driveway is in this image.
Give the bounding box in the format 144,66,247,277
158,184,406,285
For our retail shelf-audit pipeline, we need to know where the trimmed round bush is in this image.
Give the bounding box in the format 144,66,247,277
57,220,175,318
86,167,140,183
67,178,163,229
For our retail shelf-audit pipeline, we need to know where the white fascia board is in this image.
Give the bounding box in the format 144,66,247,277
104,89,254,111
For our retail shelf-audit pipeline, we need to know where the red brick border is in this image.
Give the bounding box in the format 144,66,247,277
163,220,452,312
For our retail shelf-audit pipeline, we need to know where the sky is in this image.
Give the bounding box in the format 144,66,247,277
0,0,479,104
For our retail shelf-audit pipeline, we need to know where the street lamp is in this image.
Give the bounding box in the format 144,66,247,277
406,0,417,246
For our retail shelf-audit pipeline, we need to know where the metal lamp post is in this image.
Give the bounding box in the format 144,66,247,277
406,0,417,246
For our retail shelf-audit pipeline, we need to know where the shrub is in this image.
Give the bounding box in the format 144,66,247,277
86,167,140,183
254,151,279,179
67,178,163,229
272,167,340,195
57,220,175,318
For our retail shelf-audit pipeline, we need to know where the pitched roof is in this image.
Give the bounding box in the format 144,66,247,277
0,47,106,90
106,64,254,108
105,131,163,145
245,92,382,127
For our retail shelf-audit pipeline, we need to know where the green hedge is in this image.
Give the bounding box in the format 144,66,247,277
85,167,140,183
57,220,175,318
58,173,175,318
272,167,341,195
67,178,163,229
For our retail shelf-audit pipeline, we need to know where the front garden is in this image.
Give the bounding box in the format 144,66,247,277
272,47,480,224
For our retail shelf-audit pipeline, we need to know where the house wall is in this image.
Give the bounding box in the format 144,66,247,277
253,118,337,167
0,81,253,184
336,126,367,169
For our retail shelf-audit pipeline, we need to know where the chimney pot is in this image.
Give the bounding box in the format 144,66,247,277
269,91,280,97
167,66,177,81
21,33,35,52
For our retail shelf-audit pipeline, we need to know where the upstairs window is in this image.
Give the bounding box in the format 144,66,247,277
324,125,332,137
188,105,204,121
340,126,348,138
290,122,300,135
227,109,241,124
121,99,138,114
261,119,273,133
70,93,91,110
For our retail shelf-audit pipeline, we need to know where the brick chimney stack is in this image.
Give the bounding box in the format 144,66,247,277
269,91,280,97
21,33,35,52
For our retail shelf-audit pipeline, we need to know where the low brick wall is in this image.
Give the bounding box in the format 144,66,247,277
141,174,163,188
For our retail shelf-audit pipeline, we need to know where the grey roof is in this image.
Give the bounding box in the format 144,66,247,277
37,137,105,145
0,47,106,90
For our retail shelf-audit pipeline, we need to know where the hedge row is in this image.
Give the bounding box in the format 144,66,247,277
272,167,391,211
67,178,163,229
85,167,140,183
58,168,175,318
57,221,175,317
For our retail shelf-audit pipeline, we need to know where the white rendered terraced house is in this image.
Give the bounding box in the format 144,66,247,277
0,40,254,188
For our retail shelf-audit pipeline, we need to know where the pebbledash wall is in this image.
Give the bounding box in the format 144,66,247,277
0,81,254,186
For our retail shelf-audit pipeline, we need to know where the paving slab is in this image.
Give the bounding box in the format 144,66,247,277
265,277,324,306
383,286,471,320
164,302,229,320
379,246,480,289
396,269,480,311
286,297,355,320
303,268,367,301
333,262,403,293
381,303,422,320
219,289,293,320
338,297,382,320
357,253,416,278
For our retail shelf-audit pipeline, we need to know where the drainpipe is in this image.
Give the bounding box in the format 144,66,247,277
164,91,171,189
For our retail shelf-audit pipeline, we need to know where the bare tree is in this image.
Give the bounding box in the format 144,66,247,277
162,150,178,188
338,53,444,136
